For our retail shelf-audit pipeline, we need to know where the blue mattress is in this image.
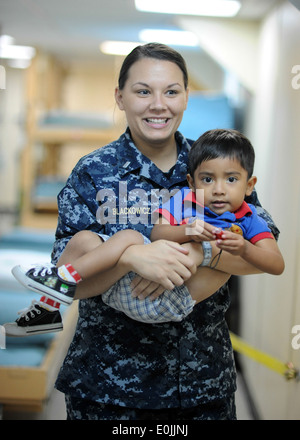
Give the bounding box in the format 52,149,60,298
0,345,49,367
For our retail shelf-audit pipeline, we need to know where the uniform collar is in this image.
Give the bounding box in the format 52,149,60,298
117,129,145,178
117,128,191,188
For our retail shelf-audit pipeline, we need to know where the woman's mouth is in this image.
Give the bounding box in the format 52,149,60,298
145,118,169,126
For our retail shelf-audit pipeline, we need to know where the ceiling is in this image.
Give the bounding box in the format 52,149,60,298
0,0,284,63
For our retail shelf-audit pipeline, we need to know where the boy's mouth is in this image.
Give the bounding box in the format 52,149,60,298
211,201,227,209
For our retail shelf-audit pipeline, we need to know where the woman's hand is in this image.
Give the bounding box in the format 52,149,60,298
130,276,166,300
119,239,197,292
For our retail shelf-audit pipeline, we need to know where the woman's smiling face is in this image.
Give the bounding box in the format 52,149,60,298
115,57,189,153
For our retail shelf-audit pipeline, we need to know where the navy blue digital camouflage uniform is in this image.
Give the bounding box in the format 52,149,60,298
53,129,279,420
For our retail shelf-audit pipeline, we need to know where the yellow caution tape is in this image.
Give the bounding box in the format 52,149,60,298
229,332,299,381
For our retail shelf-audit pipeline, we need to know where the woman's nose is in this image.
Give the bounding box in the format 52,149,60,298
149,93,167,110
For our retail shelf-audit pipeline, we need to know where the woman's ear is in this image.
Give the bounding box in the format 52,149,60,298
115,87,125,111
184,87,189,111
246,175,257,196
187,173,195,191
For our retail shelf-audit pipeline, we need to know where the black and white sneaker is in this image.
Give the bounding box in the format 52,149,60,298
3,300,63,336
12,264,76,306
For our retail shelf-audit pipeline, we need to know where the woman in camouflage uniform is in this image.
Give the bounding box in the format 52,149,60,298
15,43,282,419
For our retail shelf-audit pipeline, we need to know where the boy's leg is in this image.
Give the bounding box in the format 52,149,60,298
3,299,63,336
60,229,144,280
5,231,104,336
10,230,104,309
12,229,144,305
39,230,104,309
185,267,230,303
56,230,105,267
6,233,96,334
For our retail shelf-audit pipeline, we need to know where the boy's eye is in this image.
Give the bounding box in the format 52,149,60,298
202,177,213,183
228,176,238,183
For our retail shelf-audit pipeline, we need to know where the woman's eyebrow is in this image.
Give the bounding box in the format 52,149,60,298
132,82,149,87
132,82,182,88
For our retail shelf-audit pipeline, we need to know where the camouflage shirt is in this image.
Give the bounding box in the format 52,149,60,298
54,129,279,409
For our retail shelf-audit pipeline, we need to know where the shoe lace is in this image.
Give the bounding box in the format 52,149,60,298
17,300,42,322
32,262,55,277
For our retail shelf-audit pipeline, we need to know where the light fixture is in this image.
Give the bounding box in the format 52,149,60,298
100,41,141,56
0,34,36,65
135,0,241,17
0,44,36,60
139,29,198,47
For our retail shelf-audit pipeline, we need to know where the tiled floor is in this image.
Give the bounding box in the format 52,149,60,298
2,372,254,420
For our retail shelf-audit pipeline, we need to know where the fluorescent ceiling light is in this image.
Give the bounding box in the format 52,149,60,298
0,35,15,46
139,29,198,47
0,45,36,60
100,41,141,55
135,0,241,17
0,35,36,61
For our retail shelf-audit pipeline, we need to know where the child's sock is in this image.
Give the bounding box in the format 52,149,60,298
40,296,61,311
39,264,81,311
57,263,82,284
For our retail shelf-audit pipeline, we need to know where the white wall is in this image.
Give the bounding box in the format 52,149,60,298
240,1,300,420
180,0,300,419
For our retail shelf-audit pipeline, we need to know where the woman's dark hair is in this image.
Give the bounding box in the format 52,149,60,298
118,42,188,90
188,129,255,179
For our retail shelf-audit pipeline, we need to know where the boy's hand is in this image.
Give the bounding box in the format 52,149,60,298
185,218,216,242
214,229,246,256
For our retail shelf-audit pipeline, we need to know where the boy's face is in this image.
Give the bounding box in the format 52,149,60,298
187,156,257,215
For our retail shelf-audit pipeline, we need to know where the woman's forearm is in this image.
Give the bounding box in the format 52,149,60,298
119,239,196,290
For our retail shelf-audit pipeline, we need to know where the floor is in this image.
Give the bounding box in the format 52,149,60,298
2,373,255,420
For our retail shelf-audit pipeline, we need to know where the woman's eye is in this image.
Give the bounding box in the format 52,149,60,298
166,90,178,96
137,90,150,96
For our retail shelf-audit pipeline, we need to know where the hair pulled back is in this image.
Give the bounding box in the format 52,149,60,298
118,42,188,90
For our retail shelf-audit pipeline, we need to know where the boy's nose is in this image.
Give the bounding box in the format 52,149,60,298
213,181,225,195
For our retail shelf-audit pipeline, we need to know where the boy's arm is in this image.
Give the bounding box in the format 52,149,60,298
150,216,216,243
150,217,191,243
216,230,285,275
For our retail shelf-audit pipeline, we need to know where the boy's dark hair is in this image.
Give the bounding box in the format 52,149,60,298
188,129,255,179
118,42,188,90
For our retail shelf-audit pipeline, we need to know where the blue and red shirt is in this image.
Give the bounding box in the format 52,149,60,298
156,187,273,244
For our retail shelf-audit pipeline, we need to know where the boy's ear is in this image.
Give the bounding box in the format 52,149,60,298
246,175,257,196
187,174,195,191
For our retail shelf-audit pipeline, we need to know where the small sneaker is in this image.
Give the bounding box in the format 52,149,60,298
3,300,63,336
12,264,76,306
